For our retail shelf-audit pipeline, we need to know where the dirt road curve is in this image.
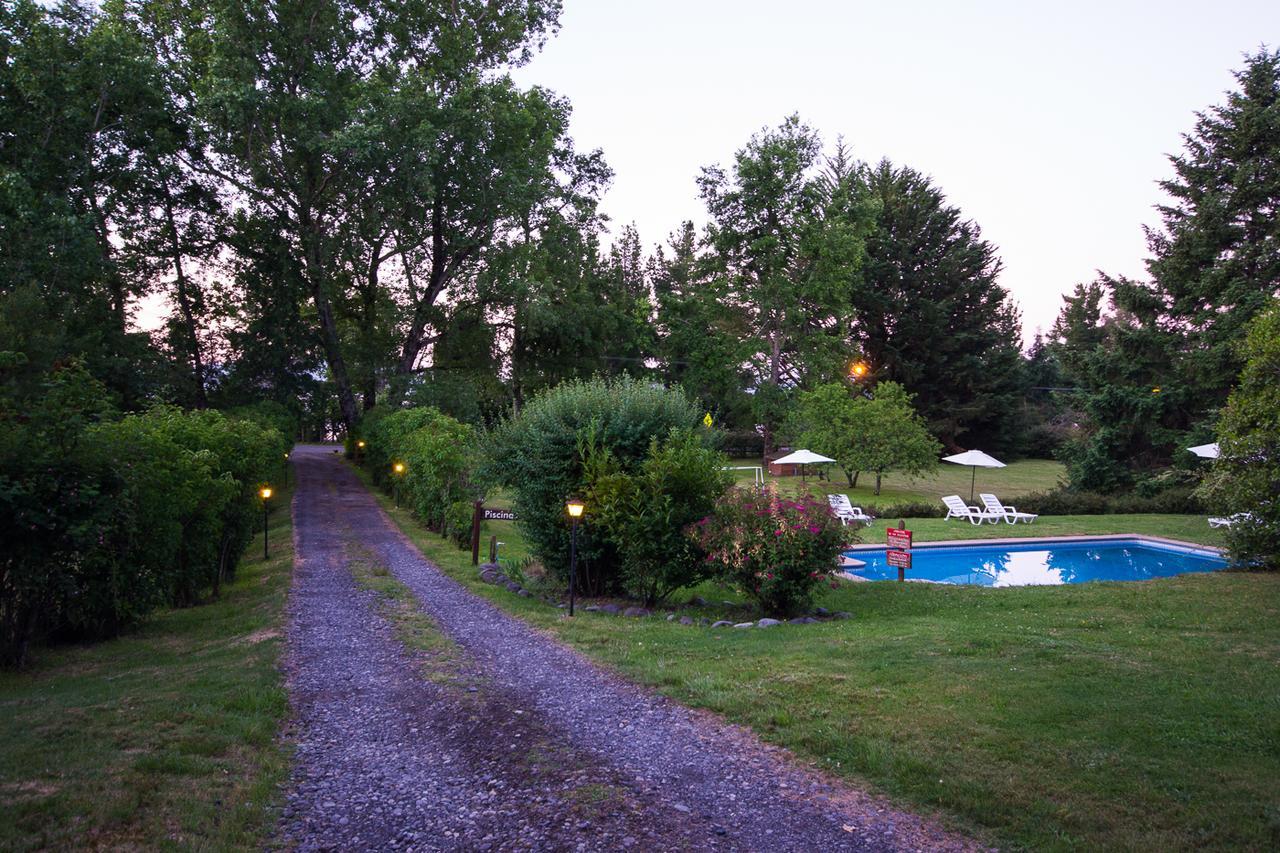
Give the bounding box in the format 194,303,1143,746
278,444,981,852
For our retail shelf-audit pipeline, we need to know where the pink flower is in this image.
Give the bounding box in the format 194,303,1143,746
774,529,784,536
808,525,821,534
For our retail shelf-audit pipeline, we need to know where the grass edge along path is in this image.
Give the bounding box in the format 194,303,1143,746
352,463,1280,852
0,485,296,851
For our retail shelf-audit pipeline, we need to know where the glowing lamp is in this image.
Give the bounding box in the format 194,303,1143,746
566,497,585,519
393,462,406,475
259,486,273,500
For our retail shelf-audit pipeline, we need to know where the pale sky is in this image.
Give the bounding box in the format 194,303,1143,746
512,0,1279,342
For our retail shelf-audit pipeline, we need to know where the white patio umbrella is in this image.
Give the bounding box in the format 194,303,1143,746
772,449,836,482
942,449,1006,501
1188,442,1220,459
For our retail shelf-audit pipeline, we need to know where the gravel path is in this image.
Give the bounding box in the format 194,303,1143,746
279,445,983,851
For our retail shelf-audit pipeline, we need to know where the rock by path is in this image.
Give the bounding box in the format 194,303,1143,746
279,445,983,851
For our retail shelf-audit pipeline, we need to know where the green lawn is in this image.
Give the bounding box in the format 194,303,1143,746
357,464,1280,851
730,457,1066,505
0,490,294,851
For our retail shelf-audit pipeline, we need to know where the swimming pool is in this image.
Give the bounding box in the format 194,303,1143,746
842,538,1227,586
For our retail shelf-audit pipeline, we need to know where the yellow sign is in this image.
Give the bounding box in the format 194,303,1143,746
703,412,713,428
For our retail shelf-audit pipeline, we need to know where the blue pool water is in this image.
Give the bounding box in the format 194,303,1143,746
843,539,1226,587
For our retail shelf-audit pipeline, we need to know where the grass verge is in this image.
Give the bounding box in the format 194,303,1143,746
0,486,295,851
354,462,1280,851
730,457,1066,504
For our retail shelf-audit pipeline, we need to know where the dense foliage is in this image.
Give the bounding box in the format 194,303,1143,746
851,160,1028,454
691,486,847,616
0,364,285,667
583,429,732,606
1052,50,1280,490
362,407,478,546
1199,300,1280,568
790,381,941,492
482,376,708,593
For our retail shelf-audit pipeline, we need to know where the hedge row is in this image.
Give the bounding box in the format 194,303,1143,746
0,366,287,667
862,486,1205,520
361,406,478,547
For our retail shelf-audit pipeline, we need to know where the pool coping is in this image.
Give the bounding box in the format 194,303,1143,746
838,533,1226,583
843,533,1225,555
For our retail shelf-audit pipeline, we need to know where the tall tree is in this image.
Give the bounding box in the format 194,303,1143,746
140,0,575,432
848,159,1027,453
697,116,866,456
652,222,754,427
0,1,173,406
1054,50,1280,488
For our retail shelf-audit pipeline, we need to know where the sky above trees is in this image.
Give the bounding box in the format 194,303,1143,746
510,0,1279,340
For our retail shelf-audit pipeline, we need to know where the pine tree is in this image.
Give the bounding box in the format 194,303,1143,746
849,160,1027,453
1057,50,1280,488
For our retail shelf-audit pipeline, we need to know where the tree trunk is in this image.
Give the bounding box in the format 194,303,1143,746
874,472,882,495
763,326,783,459
845,469,859,487
299,211,360,432
162,185,208,408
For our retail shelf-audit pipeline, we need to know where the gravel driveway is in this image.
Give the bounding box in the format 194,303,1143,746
279,444,982,851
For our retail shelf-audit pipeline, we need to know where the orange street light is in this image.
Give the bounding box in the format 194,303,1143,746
259,486,272,558
850,361,868,379
565,497,586,615
392,462,406,507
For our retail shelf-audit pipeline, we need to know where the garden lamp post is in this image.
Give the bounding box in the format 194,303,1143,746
393,462,406,507
259,486,273,559
356,439,366,460
565,497,585,616
283,452,290,487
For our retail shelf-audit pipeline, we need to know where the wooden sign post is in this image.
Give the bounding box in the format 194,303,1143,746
471,501,519,565
886,521,913,581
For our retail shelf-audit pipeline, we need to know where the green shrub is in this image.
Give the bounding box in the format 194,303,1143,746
400,416,476,532
691,486,848,617
583,428,732,606
444,499,477,549
362,407,441,486
1198,300,1280,568
864,500,944,520
0,366,284,667
482,376,708,594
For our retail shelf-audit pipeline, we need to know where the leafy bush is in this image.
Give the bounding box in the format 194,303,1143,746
362,406,440,486
0,365,285,667
482,376,708,594
1013,487,1204,516
720,428,764,458
863,500,944,520
400,415,476,532
583,428,732,606
444,499,477,549
691,486,847,616
362,405,479,543
1198,299,1280,568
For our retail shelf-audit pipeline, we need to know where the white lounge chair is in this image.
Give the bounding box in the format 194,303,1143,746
1208,512,1252,529
979,493,1038,524
942,494,1000,525
827,494,874,525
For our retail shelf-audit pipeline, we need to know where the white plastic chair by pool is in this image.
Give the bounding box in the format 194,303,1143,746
1208,512,1252,529
979,493,1038,524
827,494,874,525
942,494,1000,525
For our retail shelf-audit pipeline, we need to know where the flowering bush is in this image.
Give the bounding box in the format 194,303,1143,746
691,486,849,616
